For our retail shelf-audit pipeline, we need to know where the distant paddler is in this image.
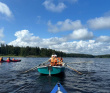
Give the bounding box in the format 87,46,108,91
0,57,4,62
7,57,11,60
6,57,12,62
12,58,15,61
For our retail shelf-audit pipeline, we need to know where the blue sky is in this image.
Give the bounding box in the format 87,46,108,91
0,0,110,55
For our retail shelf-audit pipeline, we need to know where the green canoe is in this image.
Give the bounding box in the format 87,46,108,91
37,65,65,75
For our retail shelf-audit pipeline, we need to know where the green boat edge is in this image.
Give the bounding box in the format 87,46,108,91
37,65,65,75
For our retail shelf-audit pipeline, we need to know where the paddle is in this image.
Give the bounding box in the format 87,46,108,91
66,65,83,75
22,65,39,73
22,59,50,73
66,61,93,64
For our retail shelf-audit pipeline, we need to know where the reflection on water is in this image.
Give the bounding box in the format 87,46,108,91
37,73,65,93
0,57,110,93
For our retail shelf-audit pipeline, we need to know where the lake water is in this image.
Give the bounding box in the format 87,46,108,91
0,57,110,93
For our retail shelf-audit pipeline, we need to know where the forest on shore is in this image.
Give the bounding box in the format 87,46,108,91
0,44,110,58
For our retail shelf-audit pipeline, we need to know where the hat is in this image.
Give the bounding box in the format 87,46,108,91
52,54,57,57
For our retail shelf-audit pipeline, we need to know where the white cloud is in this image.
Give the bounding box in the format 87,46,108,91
8,29,110,55
104,11,110,16
96,36,110,42
0,2,12,17
36,16,41,24
42,0,66,12
8,30,41,46
48,40,110,55
48,19,83,33
88,16,110,30
8,30,67,48
65,28,94,40
64,0,78,3
0,28,5,44
0,28,4,38
69,0,78,3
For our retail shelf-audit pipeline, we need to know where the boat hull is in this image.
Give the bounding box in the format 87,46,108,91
6,59,21,62
0,59,21,63
37,66,65,74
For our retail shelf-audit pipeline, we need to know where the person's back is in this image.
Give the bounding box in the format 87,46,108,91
50,54,58,66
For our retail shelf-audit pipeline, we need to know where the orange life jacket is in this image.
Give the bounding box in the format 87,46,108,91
50,57,55,66
54,58,57,62
50,57,58,66
57,57,63,66
61,57,63,62
51,57,55,62
54,58,58,66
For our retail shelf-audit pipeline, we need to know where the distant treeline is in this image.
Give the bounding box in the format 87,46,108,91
0,44,66,57
95,54,110,58
0,44,110,58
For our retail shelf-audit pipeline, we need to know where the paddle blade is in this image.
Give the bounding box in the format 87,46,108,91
67,61,93,64
67,65,83,75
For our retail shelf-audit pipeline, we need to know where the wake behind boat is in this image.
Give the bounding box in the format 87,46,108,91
37,54,66,75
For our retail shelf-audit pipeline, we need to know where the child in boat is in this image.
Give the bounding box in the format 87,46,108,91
57,57,63,66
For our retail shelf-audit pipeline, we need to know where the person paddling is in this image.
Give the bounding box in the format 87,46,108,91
49,54,57,66
7,57,11,61
12,58,15,61
0,57,4,61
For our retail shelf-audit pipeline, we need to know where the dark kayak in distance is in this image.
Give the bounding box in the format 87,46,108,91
0,59,21,63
